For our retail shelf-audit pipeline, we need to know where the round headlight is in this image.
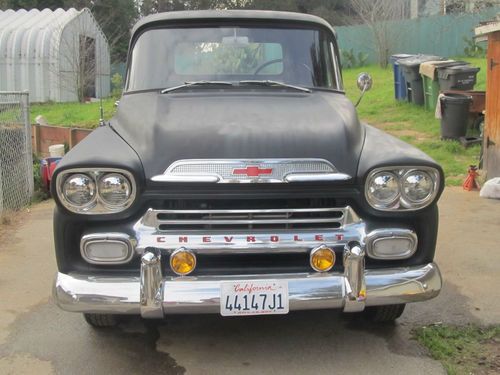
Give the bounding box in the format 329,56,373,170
366,172,400,208
401,170,434,206
98,173,132,206
62,174,96,207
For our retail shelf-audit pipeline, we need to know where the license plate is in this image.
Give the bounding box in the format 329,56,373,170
220,280,289,316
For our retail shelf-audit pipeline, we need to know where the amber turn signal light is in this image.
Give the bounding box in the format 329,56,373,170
310,245,335,272
170,248,197,276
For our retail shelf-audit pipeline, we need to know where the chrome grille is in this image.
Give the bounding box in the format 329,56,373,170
168,160,335,180
142,207,351,231
150,158,352,183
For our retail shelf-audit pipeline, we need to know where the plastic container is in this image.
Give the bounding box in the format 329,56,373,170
442,90,485,114
422,75,440,111
437,65,480,90
398,55,444,105
439,93,472,140
420,61,468,111
48,144,65,157
389,54,415,101
39,157,62,192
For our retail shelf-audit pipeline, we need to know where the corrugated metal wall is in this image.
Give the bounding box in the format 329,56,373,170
336,8,500,64
0,8,110,102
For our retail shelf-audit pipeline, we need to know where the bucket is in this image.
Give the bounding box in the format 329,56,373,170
49,144,65,157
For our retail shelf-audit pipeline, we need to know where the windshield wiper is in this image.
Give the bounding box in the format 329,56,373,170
239,80,311,93
161,81,233,94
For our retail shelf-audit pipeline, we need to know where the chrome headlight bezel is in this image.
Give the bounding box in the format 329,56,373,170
56,168,137,214
365,166,440,211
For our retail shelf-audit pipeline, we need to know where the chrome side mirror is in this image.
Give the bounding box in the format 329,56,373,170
357,72,373,92
355,72,373,107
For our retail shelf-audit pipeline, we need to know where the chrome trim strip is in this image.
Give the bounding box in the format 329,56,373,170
151,158,350,183
151,175,220,183
284,173,351,182
80,233,135,265
53,263,442,316
147,207,346,215
155,218,342,225
365,229,418,260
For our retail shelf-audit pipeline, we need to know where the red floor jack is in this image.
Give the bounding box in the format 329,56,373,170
463,165,480,191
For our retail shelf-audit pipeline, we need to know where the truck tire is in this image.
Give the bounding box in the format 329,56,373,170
364,304,406,322
83,313,118,328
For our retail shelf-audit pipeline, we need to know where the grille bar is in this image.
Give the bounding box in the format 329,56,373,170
156,218,343,225
155,208,344,214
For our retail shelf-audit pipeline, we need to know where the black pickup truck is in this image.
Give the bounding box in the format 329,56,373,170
52,10,443,327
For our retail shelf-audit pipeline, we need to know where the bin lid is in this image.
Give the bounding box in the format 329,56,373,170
419,60,469,79
398,54,445,68
440,93,473,104
437,65,480,80
389,53,415,64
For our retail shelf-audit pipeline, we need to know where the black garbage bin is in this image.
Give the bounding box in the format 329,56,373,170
437,65,480,91
439,93,472,140
399,55,444,105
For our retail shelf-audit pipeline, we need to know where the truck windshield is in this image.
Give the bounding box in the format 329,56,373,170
126,26,340,92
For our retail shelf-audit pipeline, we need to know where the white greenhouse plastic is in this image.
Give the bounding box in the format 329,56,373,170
0,8,110,102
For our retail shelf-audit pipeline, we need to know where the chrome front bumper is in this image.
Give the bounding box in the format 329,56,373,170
53,248,442,317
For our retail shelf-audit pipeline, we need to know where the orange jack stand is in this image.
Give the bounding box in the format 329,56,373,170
463,165,480,191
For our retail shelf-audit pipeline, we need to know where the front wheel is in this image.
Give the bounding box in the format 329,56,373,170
83,313,118,328
364,304,406,322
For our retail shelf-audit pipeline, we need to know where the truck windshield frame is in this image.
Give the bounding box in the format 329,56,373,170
125,24,343,93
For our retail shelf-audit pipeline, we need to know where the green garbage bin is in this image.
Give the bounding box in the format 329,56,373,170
420,60,468,111
422,75,440,111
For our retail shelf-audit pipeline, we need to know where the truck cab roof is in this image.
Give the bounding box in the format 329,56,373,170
131,9,336,37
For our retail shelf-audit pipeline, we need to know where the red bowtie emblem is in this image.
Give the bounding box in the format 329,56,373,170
232,166,273,177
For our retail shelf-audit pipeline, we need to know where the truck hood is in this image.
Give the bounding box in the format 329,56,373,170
111,90,364,180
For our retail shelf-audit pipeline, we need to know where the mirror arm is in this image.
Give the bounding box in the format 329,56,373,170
355,86,367,107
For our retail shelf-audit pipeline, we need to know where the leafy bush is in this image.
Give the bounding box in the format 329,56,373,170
463,36,485,58
341,49,369,68
32,155,49,203
111,73,124,98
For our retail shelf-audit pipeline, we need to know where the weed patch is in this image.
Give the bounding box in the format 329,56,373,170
414,324,500,375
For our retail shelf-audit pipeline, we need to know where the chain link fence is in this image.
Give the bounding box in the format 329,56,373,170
0,92,33,217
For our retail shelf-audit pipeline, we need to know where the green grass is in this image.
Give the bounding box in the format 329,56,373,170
414,324,500,375
343,57,486,186
30,98,116,129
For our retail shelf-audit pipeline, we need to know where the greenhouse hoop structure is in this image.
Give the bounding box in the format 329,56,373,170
0,8,110,103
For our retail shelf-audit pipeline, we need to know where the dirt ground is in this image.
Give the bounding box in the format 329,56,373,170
0,187,498,375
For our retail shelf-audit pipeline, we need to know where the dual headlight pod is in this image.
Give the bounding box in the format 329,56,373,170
57,169,136,214
365,167,440,210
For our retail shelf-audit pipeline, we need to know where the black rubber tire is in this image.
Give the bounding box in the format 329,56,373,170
83,313,118,328
364,304,406,323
